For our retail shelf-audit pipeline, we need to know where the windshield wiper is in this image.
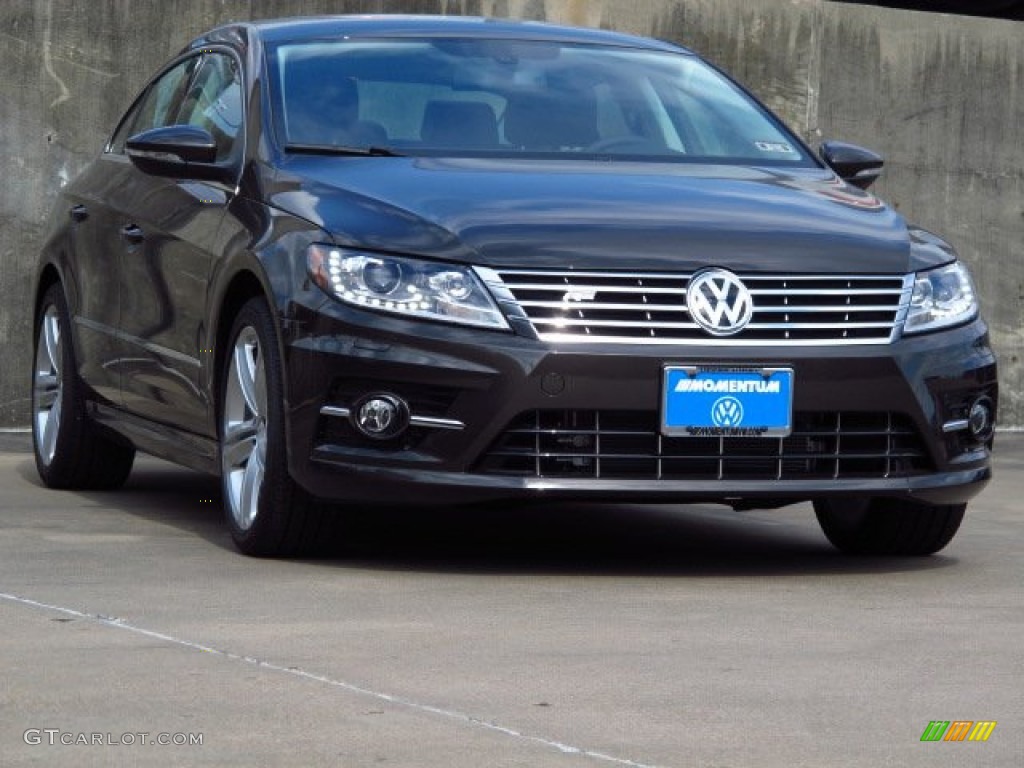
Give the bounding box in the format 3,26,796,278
285,143,404,157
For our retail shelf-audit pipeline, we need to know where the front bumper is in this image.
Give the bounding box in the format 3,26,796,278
282,299,997,507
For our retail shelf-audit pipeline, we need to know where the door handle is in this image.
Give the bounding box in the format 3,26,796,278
120,224,145,245
69,205,88,222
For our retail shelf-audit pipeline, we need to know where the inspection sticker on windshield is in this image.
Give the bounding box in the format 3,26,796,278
754,141,794,153
662,366,793,437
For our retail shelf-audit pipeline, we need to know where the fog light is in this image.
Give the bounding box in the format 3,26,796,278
351,394,410,440
968,396,994,441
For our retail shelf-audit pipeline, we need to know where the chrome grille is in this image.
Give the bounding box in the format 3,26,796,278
486,270,913,345
478,410,931,481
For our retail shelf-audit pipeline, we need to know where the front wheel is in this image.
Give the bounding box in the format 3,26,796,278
813,497,966,556
219,298,330,557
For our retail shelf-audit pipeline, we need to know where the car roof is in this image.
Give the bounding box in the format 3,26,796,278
192,14,691,55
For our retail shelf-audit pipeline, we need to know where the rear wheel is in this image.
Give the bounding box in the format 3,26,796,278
814,497,966,556
220,298,329,557
32,283,135,489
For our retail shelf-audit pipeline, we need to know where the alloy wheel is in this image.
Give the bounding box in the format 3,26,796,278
222,326,268,531
33,305,63,466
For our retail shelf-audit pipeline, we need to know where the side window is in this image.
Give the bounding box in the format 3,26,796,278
109,57,198,154
175,53,243,162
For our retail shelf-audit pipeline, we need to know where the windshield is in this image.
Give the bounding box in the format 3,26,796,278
267,37,814,165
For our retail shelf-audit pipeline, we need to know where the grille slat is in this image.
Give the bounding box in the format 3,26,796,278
491,269,912,345
504,283,685,294
478,410,931,480
750,289,904,296
744,322,896,330
531,318,699,329
518,300,688,311
738,305,898,313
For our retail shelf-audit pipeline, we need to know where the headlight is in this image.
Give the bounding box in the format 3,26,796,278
902,261,978,335
307,245,508,330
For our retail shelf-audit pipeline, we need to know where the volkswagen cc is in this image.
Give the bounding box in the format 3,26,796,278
32,16,997,556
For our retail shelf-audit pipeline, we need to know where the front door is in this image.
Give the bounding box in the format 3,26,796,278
102,50,243,435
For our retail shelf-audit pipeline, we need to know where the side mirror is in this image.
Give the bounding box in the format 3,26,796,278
819,141,884,190
126,125,225,180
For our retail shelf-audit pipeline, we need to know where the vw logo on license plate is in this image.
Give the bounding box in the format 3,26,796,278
711,396,744,427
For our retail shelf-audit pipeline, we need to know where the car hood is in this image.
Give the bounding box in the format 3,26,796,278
266,156,946,274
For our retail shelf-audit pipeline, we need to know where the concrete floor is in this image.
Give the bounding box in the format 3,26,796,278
1,432,1021,767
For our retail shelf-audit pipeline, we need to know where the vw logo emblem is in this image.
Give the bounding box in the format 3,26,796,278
686,268,754,336
711,396,744,427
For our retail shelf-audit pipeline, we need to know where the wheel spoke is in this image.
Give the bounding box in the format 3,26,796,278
44,313,61,377
254,351,267,416
239,450,263,527
234,341,260,417
42,396,61,461
223,422,258,469
35,374,59,408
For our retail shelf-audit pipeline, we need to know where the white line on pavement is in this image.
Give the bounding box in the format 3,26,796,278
1,590,664,768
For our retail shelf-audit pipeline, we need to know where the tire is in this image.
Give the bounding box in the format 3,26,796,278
32,283,135,490
219,297,330,557
813,497,966,556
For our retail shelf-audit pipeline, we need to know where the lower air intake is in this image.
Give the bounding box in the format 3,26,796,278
478,410,931,480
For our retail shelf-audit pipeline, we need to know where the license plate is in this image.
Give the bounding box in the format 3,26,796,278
662,366,793,437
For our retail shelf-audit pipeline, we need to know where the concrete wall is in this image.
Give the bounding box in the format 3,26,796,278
1,0,1021,426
